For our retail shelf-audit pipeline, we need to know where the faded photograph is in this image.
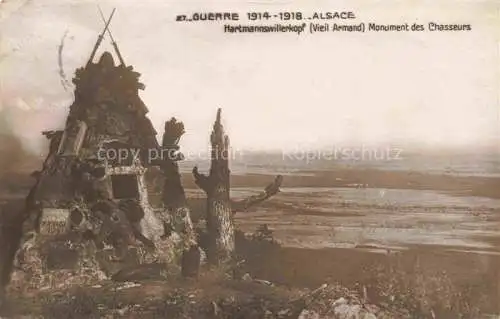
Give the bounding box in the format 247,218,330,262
0,0,499,318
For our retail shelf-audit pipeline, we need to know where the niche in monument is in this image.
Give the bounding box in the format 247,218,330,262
57,120,88,156
111,174,140,200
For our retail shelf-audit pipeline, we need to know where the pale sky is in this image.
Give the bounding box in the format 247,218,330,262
0,0,499,154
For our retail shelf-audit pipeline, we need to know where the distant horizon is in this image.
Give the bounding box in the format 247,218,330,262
11,136,499,159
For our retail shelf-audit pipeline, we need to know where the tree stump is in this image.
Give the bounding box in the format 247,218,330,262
193,109,235,265
160,118,199,277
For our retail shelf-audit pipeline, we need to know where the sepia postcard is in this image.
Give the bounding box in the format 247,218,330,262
0,0,499,318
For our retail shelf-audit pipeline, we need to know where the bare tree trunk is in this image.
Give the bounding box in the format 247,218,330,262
193,109,235,265
160,118,199,277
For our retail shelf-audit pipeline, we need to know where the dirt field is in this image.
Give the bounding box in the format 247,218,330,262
1,161,500,318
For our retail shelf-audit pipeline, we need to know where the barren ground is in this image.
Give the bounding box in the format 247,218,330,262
1,164,499,318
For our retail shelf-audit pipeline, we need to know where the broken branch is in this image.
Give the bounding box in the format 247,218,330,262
192,166,210,193
231,175,283,213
